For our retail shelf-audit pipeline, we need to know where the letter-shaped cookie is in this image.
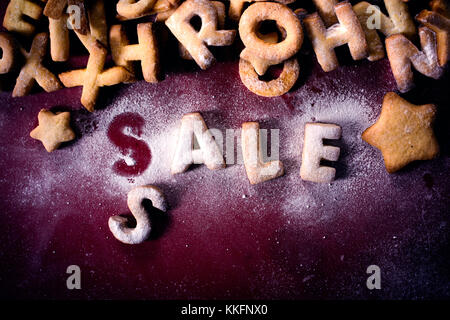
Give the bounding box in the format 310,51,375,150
239,57,300,97
165,0,236,70
227,0,295,21
179,1,225,60
3,0,45,36
312,0,338,26
300,123,341,183
49,0,107,62
59,32,134,112
0,32,18,74
416,9,450,66
241,122,284,184
108,185,167,244
353,0,416,61
44,0,89,34
110,22,159,83
304,1,368,72
386,27,444,93
116,0,157,20
171,112,225,174
239,2,303,75
13,32,62,97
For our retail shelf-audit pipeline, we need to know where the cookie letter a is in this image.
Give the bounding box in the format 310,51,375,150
171,112,225,174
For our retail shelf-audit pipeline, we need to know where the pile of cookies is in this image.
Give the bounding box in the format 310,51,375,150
0,0,448,175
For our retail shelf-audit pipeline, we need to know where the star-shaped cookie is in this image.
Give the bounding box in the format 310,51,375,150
362,92,439,173
30,109,76,152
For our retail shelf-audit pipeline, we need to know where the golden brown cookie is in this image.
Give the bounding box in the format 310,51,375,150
362,92,439,173
239,2,303,75
386,27,444,92
239,57,300,97
110,22,159,83
304,1,368,72
416,8,450,67
353,0,416,61
13,32,63,97
30,109,76,152
3,0,45,36
165,0,236,70
59,36,135,112
0,32,18,74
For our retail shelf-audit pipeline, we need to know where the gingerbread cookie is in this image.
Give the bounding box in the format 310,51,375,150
165,0,236,70
109,185,167,245
171,112,225,174
30,109,75,152
3,0,45,36
13,32,62,97
304,1,368,72
241,122,284,184
300,123,341,183
386,26,444,92
362,92,439,173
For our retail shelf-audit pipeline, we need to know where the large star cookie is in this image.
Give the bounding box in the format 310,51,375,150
362,92,439,173
30,109,76,152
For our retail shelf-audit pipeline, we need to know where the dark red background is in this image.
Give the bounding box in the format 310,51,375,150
0,0,449,299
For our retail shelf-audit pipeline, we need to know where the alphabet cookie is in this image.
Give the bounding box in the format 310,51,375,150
0,32,18,74
171,112,225,174
241,122,284,184
300,123,341,183
416,8,450,66
353,0,416,61
227,0,295,21
165,0,236,70
110,22,159,83
239,57,300,97
59,32,134,112
362,92,439,173
304,1,368,72
3,0,45,36
13,32,62,97
116,0,157,20
109,185,167,245
312,0,338,26
239,2,303,75
178,1,225,60
30,109,75,152
386,27,444,93
44,0,89,34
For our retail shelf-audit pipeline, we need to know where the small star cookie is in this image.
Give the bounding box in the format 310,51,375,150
30,109,76,152
362,92,439,173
